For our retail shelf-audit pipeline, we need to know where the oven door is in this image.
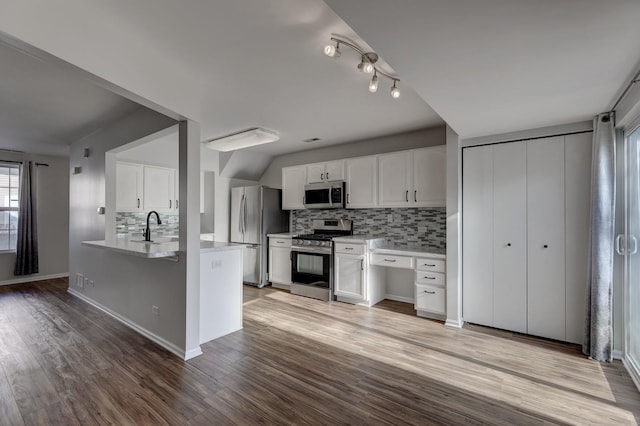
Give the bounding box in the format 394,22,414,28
291,248,331,288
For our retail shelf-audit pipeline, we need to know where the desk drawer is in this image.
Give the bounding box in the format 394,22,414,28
370,253,414,269
416,271,445,286
416,258,445,273
335,243,365,255
415,284,445,314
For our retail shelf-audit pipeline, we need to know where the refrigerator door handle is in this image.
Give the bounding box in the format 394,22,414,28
243,194,248,234
239,194,245,233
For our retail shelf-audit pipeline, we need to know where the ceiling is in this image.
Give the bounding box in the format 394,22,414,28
0,41,141,156
324,0,640,139
2,0,639,156
0,0,443,157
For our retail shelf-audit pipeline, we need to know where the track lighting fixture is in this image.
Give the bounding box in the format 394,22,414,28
324,35,400,99
369,72,379,93
390,80,400,99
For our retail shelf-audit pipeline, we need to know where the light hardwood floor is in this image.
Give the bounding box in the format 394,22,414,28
0,278,638,425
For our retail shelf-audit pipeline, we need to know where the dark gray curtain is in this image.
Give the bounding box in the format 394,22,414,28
583,113,616,362
14,161,38,276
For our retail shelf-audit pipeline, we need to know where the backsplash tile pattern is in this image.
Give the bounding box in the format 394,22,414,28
116,212,179,236
292,207,446,249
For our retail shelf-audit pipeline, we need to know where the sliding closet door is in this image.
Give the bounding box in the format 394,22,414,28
527,137,566,341
463,145,494,326
493,142,527,333
564,133,592,344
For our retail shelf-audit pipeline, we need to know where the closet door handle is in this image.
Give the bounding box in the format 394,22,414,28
616,235,625,255
630,235,638,255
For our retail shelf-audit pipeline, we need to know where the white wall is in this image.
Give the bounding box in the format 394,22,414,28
68,108,195,355
260,127,446,188
0,153,69,284
116,131,178,169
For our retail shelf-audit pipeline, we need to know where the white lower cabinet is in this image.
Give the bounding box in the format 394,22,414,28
462,134,591,344
415,284,446,315
415,256,446,317
334,253,366,301
268,237,291,289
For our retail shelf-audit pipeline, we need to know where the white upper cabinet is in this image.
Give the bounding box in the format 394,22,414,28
306,161,344,184
378,147,446,207
282,166,306,210
116,162,143,212
143,165,175,213
378,151,412,206
413,146,446,207
345,156,377,208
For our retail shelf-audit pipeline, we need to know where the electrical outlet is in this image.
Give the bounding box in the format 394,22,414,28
76,274,84,288
418,226,427,234
366,219,374,225
387,214,393,223
152,306,159,316
84,277,89,288
212,260,222,269
127,218,136,225
89,280,95,287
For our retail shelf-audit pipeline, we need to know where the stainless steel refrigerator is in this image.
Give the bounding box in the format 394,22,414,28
230,186,289,287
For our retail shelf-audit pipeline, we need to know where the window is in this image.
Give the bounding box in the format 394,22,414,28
0,165,19,251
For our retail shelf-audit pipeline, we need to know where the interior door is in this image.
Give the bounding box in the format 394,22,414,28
243,186,261,245
625,126,640,375
527,136,566,341
492,141,527,333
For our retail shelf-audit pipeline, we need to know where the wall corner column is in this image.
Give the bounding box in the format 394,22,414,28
445,125,463,328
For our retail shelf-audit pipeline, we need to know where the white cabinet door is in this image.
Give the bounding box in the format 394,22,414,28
173,169,180,212
462,145,494,327
564,133,591,344
143,166,175,213
324,161,344,182
413,146,446,207
492,142,527,333
345,156,377,208
306,163,325,184
269,245,291,286
527,137,566,341
378,151,411,207
282,166,306,209
334,254,366,300
116,162,143,212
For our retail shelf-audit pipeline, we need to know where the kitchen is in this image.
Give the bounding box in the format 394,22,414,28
0,0,639,423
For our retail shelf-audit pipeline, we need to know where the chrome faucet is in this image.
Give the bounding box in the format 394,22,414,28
144,211,162,242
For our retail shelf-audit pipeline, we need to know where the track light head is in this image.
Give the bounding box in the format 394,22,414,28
369,72,379,93
323,42,341,58
390,80,400,99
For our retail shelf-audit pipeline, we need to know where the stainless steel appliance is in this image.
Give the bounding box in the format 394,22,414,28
303,182,345,209
231,186,289,287
291,219,352,301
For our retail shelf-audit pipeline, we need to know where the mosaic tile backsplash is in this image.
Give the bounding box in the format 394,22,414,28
116,212,179,236
292,207,446,249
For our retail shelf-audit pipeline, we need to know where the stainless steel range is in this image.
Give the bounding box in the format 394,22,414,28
290,219,353,301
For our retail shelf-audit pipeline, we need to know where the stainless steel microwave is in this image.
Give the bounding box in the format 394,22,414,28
303,182,345,209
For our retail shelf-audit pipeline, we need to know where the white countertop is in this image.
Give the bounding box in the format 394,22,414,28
332,235,386,244
83,235,244,259
267,232,295,238
373,244,446,259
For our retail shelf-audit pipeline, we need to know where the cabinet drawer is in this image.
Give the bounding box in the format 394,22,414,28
370,253,414,269
416,271,445,286
415,284,446,314
269,238,291,248
335,243,365,255
416,258,445,273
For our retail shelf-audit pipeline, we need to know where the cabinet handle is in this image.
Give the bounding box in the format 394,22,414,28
326,172,329,180
423,276,436,280
423,290,436,294
507,243,511,247
321,173,324,180
543,244,548,249
361,259,364,271
276,241,284,244
137,198,140,208
345,247,354,250
384,259,396,263
423,263,436,267
405,190,409,202
175,199,178,209
169,199,172,208
347,193,350,204
414,190,417,203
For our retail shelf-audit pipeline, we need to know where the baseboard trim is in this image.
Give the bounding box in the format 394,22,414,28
623,355,640,393
445,318,464,328
0,272,69,287
384,294,414,304
613,349,624,360
67,288,199,360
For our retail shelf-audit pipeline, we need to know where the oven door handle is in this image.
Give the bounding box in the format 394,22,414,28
291,247,331,255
